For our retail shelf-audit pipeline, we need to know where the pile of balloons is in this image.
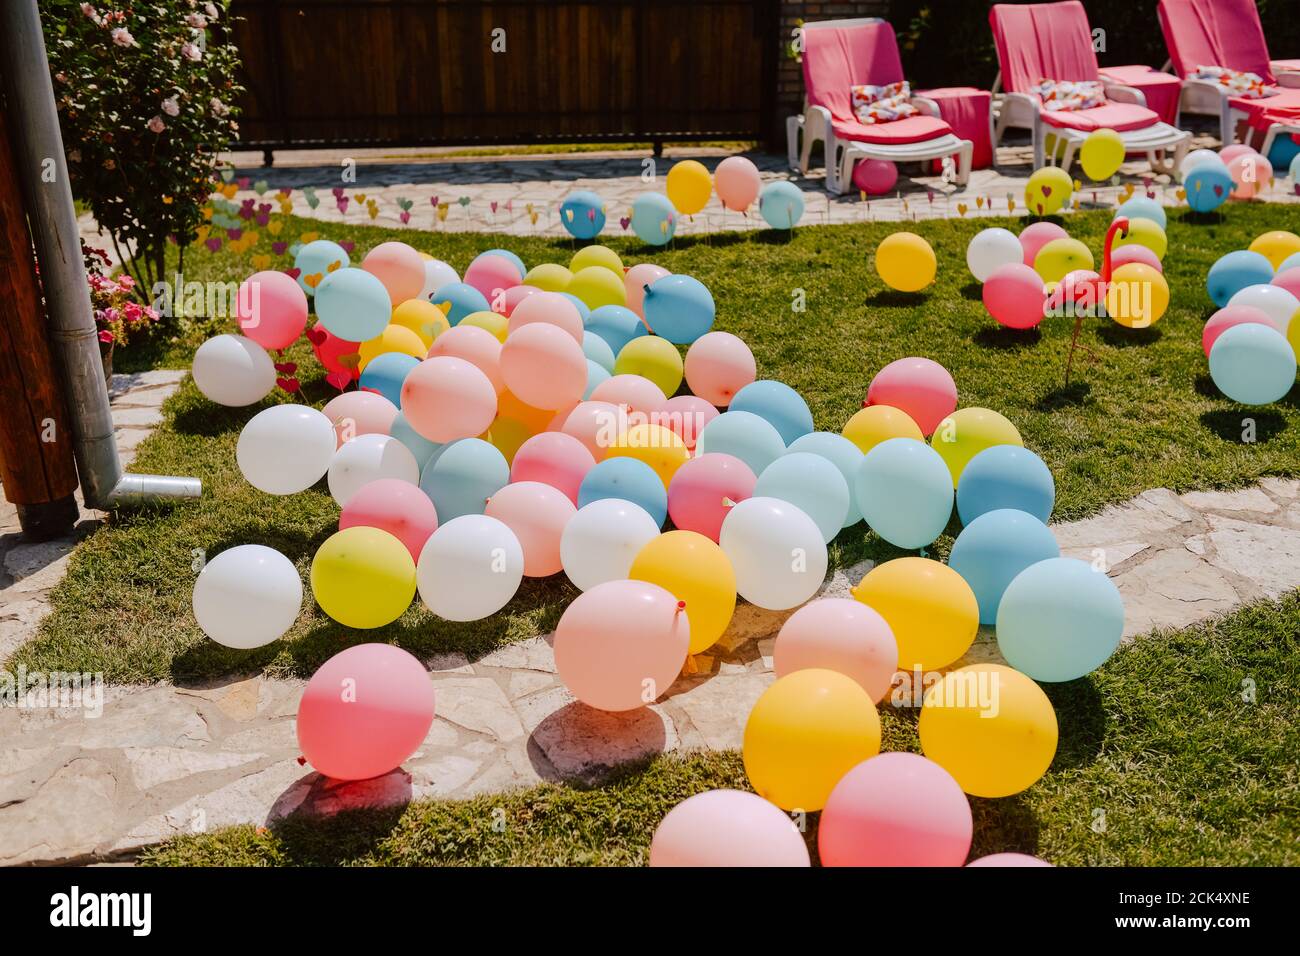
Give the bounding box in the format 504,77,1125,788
1180,145,1273,213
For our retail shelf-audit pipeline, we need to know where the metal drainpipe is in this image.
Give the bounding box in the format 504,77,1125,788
0,0,200,509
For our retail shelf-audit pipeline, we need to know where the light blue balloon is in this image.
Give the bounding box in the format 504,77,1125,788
996,557,1124,681
631,193,676,246
1277,251,1300,275
956,445,1055,525
358,352,419,407
481,248,526,279
696,410,786,476
948,509,1060,625
584,359,611,400
1208,322,1297,405
560,190,606,240
642,274,715,344
1206,250,1273,307
390,411,441,471
586,305,647,354
430,281,490,325
787,432,865,527
1290,151,1300,185
730,380,813,445
293,240,350,296
313,267,390,341
419,438,509,521
582,331,616,373
855,438,953,549
560,293,592,325
1114,196,1167,230
577,457,667,526
759,181,805,229
1183,163,1233,214
755,452,849,543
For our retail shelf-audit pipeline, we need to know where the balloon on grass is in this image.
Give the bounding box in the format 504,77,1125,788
787,432,866,527
570,245,621,276
583,332,617,373
956,444,1055,524
606,423,690,487
1209,323,1297,405
1018,221,1067,265
650,790,810,867
429,281,491,326
568,265,627,310
500,323,587,410
419,258,459,299
485,480,576,577
642,274,715,344
402,356,498,442
559,190,606,240
560,499,661,592
1112,217,1168,261
730,379,813,445
720,497,827,610
586,304,648,355
1034,237,1094,284
482,248,526,279
391,298,449,347
632,192,677,245
429,324,505,393
314,267,392,342
357,324,426,373
615,336,683,396
236,270,308,349
1182,159,1233,212
237,404,336,496
362,241,427,305
309,323,362,381
696,411,786,475
192,544,302,649
948,509,1060,625
856,438,953,549
1227,284,1300,329
588,358,613,400
865,357,958,436
327,434,420,507
578,456,668,526
510,431,596,504
624,263,669,317
773,598,897,701
192,334,276,407
983,263,1046,329
310,526,417,628
1202,305,1279,357
667,452,756,541
659,394,718,450
389,411,441,470
463,252,522,303
875,232,936,292
1110,244,1163,272
560,400,620,460
714,156,763,212
966,227,1024,283
322,390,398,447
931,407,1023,488
630,530,736,654
507,290,584,341
758,181,804,229
851,557,978,671
841,404,923,453
755,453,849,543
968,853,1053,867
1115,195,1167,230
1250,231,1300,270
416,514,523,621
419,437,509,521
1206,250,1275,308
684,331,756,406
294,239,350,296
523,263,573,293
339,478,439,562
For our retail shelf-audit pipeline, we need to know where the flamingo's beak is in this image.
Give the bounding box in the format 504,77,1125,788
1114,216,1130,239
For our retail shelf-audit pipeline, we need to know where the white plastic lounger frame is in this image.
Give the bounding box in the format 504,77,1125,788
1159,58,1300,147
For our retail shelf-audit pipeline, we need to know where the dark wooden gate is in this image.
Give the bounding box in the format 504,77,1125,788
230,0,779,156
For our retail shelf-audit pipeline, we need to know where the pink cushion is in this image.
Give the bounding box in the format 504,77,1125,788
1273,60,1300,74
1098,65,1182,125
989,2,1099,94
1158,0,1275,84
1040,102,1160,132
1229,87,1300,133
832,114,953,144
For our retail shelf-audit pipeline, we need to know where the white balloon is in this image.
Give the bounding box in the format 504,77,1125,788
237,404,337,495
327,433,419,506
1228,284,1299,332
192,544,302,648
192,334,276,407
420,258,461,299
417,514,523,621
966,228,1024,282
719,496,828,610
560,498,661,592
1180,148,1226,178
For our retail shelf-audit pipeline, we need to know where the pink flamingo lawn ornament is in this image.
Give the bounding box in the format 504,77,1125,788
1063,216,1129,385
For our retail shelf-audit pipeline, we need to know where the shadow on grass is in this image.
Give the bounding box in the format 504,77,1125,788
968,794,1043,859
1097,324,1162,348
865,289,932,307
1044,677,1106,770
1035,380,1094,411
972,325,1042,350
960,281,983,301
1199,408,1288,444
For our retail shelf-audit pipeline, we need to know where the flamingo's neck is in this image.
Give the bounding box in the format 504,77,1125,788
1102,217,1131,283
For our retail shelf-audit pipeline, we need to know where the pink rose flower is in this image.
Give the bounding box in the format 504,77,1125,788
110,27,136,47
162,97,180,117
147,115,166,133
98,329,114,344
181,42,202,61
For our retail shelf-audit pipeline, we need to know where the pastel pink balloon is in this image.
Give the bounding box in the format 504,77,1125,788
361,241,426,305
968,853,1053,867
667,453,756,541
339,478,439,561
819,753,973,867
501,323,588,410
1273,267,1300,300
322,390,397,447
589,373,667,417
866,357,958,437
297,643,435,781
1218,144,1254,166
656,395,718,450
309,322,362,379
464,253,521,304
1110,243,1162,272
509,431,597,503
561,401,622,460
484,480,576,577
650,789,811,867
1019,221,1068,266
983,263,1046,329
544,401,580,433
501,284,542,316
713,156,764,212
1202,305,1279,356
507,290,583,341
428,324,504,392
773,598,898,701
553,579,690,711
625,263,670,317
1228,152,1272,200
400,356,498,442
237,270,308,349
684,331,756,407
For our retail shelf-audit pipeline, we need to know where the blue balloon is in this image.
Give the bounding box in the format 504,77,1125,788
1278,251,1300,275
695,410,786,476
430,281,490,325
419,437,509,521
786,432,865,526
586,305,647,354
1115,196,1167,230
759,181,805,229
1208,322,1297,405
1183,163,1233,214
313,267,391,341
481,248,526,279
358,352,419,407
642,274,715,344
1291,151,1300,186
956,445,1056,525
996,557,1124,681
560,190,606,240
584,359,611,399
578,457,667,526
293,240,350,296
560,292,592,325
631,193,676,246
390,411,441,471
1206,250,1274,307
582,331,616,372
855,438,953,549
730,380,813,445
755,452,850,543
1266,134,1300,174
948,509,1060,625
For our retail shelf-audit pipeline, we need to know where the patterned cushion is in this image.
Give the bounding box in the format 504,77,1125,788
1033,78,1107,112
1191,65,1274,99
850,81,920,124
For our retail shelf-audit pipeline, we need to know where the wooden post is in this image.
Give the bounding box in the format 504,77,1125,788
0,98,79,539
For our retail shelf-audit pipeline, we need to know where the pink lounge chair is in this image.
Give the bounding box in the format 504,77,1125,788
786,18,975,194
989,1,1191,174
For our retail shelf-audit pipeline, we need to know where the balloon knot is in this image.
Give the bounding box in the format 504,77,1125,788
861,399,869,408
721,497,736,508
642,283,652,296
676,600,687,613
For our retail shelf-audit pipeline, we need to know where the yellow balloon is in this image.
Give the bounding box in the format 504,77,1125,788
483,415,536,464
1112,218,1167,260
1289,310,1300,363
1033,237,1094,284
931,407,1023,488
919,663,1058,798
459,309,509,343
614,336,683,396
607,423,689,487
1024,165,1072,217
1248,230,1300,270
850,557,978,671
742,668,882,811
666,159,713,216
357,323,428,371
629,530,736,653
523,263,572,292
875,232,937,292
1080,127,1125,181
842,404,924,454
570,244,624,275
1105,262,1170,328
310,526,416,629
391,298,449,347
567,265,627,309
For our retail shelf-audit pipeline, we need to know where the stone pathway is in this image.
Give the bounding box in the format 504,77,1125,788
2,474,1297,865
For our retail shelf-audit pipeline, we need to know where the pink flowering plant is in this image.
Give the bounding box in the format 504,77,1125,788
45,1,243,306
83,241,160,347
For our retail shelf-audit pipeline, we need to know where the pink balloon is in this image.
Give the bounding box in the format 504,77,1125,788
589,373,668,417
1202,305,1279,356
1218,144,1254,166
561,401,621,460
297,643,435,781
1019,221,1068,266
667,453,756,542
553,579,689,711
684,331,756,407
865,357,958,437
983,263,1046,329
773,598,898,701
401,356,498,442
625,263,670,317
428,324,504,392
1273,267,1300,300
501,323,588,410
713,156,764,213
237,270,308,349
967,852,1053,867
361,241,426,305
656,395,718,450
820,753,973,867
322,390,397,447
650,789,811,867
509,431,597,503
339,478,439,561
484,480,576,577
852,157,898,196
501,284,542,316
507,290,583,341
1110,243,1162,272
309,322,362,380
1228,151,1272,200
464,253,521,304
